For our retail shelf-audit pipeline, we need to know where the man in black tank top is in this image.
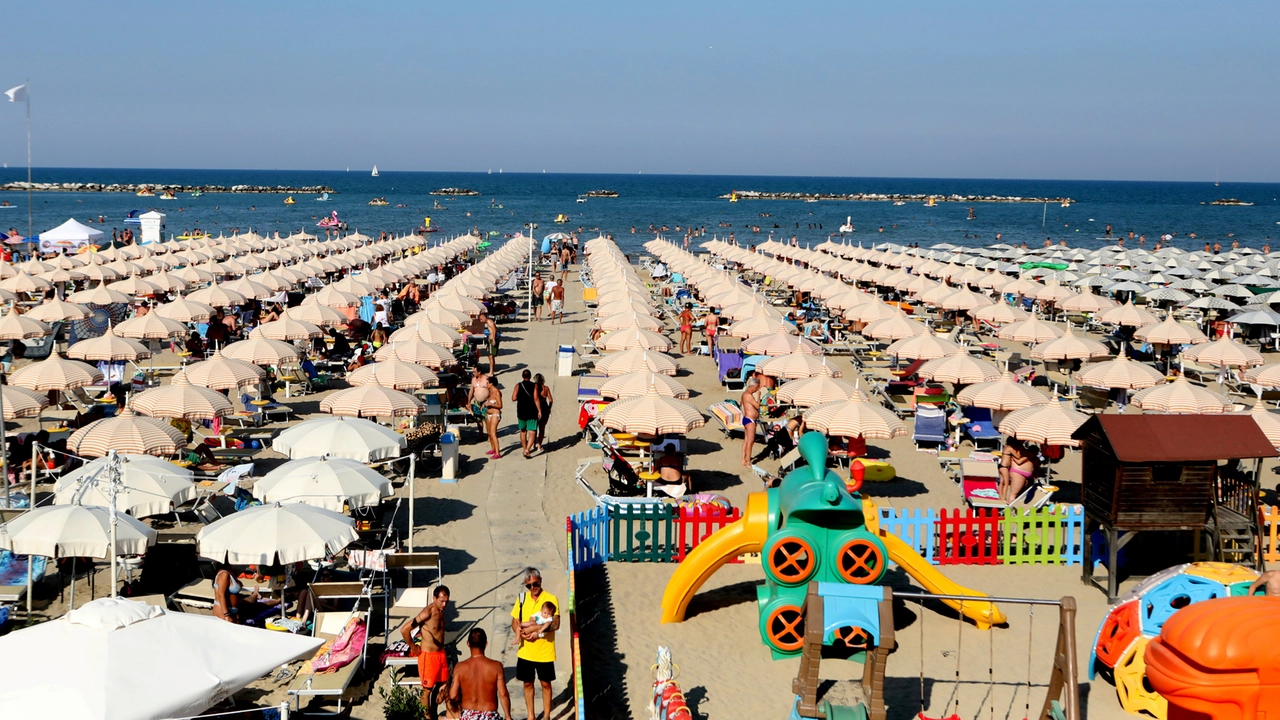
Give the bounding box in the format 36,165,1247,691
511,369,540,459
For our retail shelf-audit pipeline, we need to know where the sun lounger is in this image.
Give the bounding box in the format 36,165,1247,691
717,350,744,389
288,609,369,715
913,406,948,449
960,407,1002,450
708,401,750,438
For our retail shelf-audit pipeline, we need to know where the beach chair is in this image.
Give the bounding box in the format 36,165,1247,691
961,407,1003,450
287,609,369,715
707,401,749,438
1074,386,1110,414
717,351,744,389
741,354,766,378
913,406,948,449
239,393,295,425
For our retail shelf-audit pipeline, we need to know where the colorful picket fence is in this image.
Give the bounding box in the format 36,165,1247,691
610,502,678,562
879,504,1086,566
569,505,610,568
564,520,587,720
1262,506,1280,565
675,505,742,562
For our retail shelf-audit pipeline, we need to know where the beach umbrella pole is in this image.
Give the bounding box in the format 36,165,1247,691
407,454,415,553
108,450,119,598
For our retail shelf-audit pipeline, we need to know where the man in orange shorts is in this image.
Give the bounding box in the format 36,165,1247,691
401,585,451,719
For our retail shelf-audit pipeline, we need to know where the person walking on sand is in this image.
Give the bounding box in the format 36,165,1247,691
448,628,512,720
741,375,762,466
511,568,559,720
549,282,565,324
481,312,499,375
513,369,540,459
559,245,571,284
400,585,451,720
1248,570,1280,597
678,304,695,355
530,274,544,321
534,373,552,453
703,308,719,354
482,375,503,459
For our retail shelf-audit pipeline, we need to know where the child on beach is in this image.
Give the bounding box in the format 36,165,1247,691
518,601,557,640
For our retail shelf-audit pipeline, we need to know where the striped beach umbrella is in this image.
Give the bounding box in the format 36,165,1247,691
320,386,425,418
1076,349,1166,389
347,360,440,390
742,329,820,357
1097,300,1160,328
402,304,470,328
0,308,50,340
998,401,1089,447
388,322,465,349
373,339,456,368
597,325,672,352
67,327,151,362
1,386,50,420
918,354,1001,385
10,356,104,391
1132,376,1232,414
130,384,234,420
885,334,962,361
252,318,325,342
758,346,841,379
776,376,869,408
186,284,248,308
1244,363,1280,388
114,313,188,341
598,371,689,400
969,303,1029,325
599,388,704,435
997,317,1065,344
862,315,928,341
221,337,301,367
179,349,265,390
956,372,1052,411
67,410,187,458
592,348,678,377
597,312,665,333
803,394,907,440
24,298,90,324
155,296,216,324
1029,329,1111,361
66,282,131,306
1181,336,1265,368
283,302,348,328
1134,315,1208,346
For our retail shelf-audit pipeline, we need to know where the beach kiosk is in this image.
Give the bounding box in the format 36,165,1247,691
139,211,165,245
1074,414,1277,600
37,217,103,254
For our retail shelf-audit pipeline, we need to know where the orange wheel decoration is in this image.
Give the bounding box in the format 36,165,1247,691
767,537,817,584
765,605,805,652
837,538,885,584
833,625,871,649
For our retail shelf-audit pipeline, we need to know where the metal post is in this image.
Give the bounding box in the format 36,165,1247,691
407,454,415,554
25,78,31,240
108,450,119,598
526,230,534,320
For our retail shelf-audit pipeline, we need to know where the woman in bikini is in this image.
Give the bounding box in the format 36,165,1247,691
678,304,695,355
999,438,1040,503
483,376,503,459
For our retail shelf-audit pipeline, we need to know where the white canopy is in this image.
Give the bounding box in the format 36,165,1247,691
271,415,406,462
0,597,322,720
39,218,104,254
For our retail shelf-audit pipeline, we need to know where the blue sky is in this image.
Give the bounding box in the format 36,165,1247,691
1,1,1276,181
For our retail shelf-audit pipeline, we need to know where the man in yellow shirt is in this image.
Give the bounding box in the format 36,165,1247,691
510,567,559,720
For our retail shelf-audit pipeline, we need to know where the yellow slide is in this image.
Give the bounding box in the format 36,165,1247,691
660,492,769,624
863,499,1005,629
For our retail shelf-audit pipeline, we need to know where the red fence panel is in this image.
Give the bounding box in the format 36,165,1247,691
675,505,743,562
936,508,1002,565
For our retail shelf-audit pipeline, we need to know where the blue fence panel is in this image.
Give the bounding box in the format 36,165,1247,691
879,507,939,565
1060,504,1085,566
570,505,611,568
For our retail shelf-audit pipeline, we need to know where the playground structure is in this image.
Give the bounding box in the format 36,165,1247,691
786,582,1080,720
662,432,1006,655
1145,596,1280,720
1089,562,1262,720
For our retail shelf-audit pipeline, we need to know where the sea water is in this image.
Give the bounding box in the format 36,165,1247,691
1,168,1278,256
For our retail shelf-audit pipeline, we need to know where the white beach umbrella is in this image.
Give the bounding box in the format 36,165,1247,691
196,502,358,565
252,456,393,512
271,415,407,462
0,597,323,720
54,455,197,518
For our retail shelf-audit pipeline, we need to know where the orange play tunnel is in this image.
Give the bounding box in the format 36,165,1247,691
1144,596,1280,720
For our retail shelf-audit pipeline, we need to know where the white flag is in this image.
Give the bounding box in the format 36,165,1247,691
5,84,27,103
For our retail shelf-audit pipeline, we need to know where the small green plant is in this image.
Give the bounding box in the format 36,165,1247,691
378,667,427,720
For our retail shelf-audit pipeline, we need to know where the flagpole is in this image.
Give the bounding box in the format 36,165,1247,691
25,78,31,240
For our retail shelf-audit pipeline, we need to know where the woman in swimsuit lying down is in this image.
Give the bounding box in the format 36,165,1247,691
999,438,1040,503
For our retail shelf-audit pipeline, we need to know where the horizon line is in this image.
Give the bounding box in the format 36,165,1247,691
0,166,1272,186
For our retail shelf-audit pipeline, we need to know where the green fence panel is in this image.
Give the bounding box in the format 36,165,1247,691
609,502,677,562
1000,505,1078,564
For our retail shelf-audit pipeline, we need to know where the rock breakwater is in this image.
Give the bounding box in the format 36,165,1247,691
721,190,1073,204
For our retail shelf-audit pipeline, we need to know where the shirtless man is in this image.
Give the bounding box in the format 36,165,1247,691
481,312,499,375
1248,569,1280,597
549,283,565,325
467,367,491,425
530,274,544,321
741,376,762,466
559,246,571,284
400,585,451,720
448,629,511,720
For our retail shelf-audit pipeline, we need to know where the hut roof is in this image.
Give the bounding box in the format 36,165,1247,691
1072,414,1279,463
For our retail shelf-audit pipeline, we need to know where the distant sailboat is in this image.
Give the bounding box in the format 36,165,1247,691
371,165,379,177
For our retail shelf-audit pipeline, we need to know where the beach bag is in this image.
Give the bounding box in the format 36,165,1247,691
312,616,366,673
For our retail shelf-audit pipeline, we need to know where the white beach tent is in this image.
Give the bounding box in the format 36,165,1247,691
0,597,322,720
38,218,103,254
